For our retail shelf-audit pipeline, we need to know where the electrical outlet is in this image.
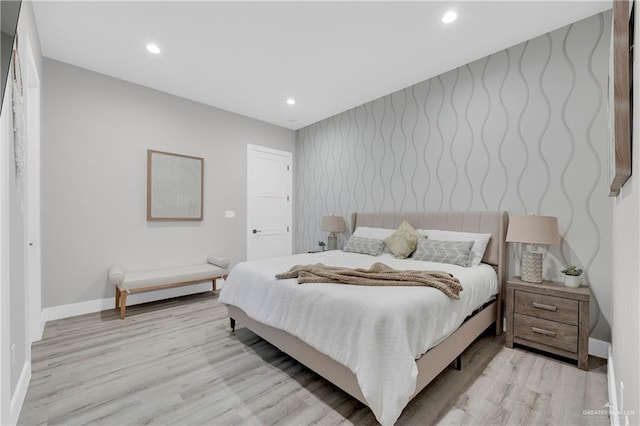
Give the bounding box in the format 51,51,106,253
11,344,15,367
225,210,236,218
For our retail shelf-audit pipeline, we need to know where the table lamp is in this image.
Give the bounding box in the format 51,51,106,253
506,215,560,283
321,215,345,250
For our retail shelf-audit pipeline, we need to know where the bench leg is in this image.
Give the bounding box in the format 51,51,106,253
115,287,120,309
120,291,127,319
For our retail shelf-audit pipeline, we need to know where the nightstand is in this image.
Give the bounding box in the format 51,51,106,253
505,277,590,370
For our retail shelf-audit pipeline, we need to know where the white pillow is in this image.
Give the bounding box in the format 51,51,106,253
418,229,491,267
353,226,395,240
352,226,395,253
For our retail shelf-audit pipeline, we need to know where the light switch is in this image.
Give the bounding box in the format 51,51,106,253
225,210,236,218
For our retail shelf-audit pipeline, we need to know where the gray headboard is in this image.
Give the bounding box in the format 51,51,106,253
351,211,507,268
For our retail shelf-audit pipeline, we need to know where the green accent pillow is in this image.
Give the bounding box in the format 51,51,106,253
383,220,418,258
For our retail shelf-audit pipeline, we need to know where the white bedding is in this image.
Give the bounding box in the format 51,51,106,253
219,251,498,425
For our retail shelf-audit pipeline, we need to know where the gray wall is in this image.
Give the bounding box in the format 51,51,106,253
41,59,295,307
295,12,612,342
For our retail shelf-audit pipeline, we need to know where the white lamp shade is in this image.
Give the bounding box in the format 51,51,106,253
321,215,345,233
506,215,560,245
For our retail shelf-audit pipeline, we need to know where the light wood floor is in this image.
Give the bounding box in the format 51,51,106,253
19,292,609,425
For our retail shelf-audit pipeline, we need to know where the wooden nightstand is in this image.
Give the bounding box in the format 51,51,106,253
505,277,590,370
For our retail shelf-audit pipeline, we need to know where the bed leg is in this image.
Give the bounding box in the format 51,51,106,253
454,355,462,371
230,318,236,333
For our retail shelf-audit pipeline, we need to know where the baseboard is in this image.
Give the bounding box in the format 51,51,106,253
42,280,224,324
8,361,31,426
608,345,619,426
38,311,45,340
589,338,609,359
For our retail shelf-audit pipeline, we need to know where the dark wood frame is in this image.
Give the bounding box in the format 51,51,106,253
610,0,633,196
147,150,204,221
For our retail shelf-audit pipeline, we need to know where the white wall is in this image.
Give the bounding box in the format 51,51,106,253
610,4,640,423
41,59,295,308
0,1,43,424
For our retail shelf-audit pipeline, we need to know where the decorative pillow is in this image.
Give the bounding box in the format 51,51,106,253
412,238,474,267
418,229,491,267
343,236,385,256
353,226,395,253
383,220,419,258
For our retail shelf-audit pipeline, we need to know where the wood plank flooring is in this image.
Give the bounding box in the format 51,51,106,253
19,292,609,425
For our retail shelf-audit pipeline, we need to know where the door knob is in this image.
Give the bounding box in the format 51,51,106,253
252,229,262,234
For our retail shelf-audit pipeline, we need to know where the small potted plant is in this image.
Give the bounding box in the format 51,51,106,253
561,266,583,288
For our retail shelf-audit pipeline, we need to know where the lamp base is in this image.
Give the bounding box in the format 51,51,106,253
327,234,338,251
521,250,543,283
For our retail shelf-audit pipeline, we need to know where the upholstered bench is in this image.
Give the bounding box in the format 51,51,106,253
108,255,229,319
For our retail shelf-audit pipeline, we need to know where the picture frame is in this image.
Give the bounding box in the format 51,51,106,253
609,0,633,197
147,150,204,221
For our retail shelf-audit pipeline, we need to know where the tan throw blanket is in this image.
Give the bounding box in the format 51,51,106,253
275,262,462,299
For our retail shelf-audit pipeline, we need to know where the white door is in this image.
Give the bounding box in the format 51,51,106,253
247,144,292,260
23,34,42,344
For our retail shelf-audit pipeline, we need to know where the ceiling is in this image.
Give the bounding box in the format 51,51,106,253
33,1,611,130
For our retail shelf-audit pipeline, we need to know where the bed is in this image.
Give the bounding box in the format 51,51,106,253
220,211,507,425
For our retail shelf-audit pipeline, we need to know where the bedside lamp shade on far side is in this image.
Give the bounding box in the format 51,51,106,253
506,215,560,283
321,215,345,250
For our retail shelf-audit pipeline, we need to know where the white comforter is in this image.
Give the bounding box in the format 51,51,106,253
219,251,497,425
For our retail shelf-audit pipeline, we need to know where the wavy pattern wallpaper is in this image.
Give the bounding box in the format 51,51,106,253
294,12,613,341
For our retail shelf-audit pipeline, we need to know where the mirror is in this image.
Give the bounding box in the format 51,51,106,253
1,0,21,115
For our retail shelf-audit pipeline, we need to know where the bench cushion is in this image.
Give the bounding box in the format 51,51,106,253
109,263,227,293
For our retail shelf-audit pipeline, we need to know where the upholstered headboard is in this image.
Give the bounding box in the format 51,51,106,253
351,211,507,268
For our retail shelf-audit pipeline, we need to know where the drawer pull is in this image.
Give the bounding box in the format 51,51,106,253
531,326,556,337
532,302,557,312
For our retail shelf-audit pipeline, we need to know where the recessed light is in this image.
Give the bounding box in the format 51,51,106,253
286,98,296,105
146,43,161,54
442,10,457,24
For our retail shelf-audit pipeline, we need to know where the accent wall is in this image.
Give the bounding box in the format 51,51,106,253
294,12,612,342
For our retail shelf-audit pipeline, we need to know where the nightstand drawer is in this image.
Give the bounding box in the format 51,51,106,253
514,313,578,353
515,290,578,325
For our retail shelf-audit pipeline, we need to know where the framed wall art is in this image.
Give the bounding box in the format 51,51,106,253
147,150,204,221
609,0,633,196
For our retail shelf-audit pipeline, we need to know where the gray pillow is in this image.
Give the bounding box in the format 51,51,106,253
343,236,385,256
412,238,474,267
